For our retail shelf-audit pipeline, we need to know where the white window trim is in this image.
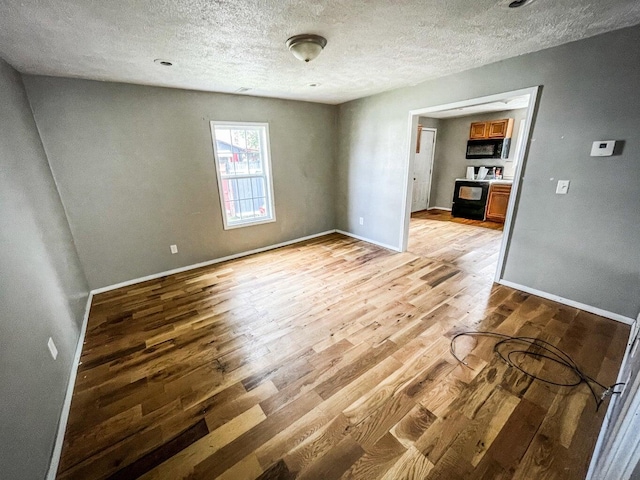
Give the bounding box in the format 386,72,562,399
210,121,276,230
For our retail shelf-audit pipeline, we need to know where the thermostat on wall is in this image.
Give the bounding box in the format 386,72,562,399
590,140,616,156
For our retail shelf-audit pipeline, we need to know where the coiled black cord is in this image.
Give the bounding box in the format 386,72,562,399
450,331,625,411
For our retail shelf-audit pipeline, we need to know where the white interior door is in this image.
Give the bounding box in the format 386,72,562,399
411,129,436,212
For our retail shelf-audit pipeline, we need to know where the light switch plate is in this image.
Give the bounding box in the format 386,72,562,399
556,180,570,194
170,244,178,254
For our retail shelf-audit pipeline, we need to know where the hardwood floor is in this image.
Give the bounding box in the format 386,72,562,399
57,212,628,480
407,209,503,281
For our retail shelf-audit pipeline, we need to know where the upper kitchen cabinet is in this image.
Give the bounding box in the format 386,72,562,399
488,118,514,138
469,118,514,139
469,122,488,139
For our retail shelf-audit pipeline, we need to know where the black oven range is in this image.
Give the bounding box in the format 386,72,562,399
452,180,491,221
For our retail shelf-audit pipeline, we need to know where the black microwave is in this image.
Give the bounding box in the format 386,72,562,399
466,138,511,159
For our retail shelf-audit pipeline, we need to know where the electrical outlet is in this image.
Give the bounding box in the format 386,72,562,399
556,180,570,194
359,217,364,226
170,244,178,254
47,337,58,360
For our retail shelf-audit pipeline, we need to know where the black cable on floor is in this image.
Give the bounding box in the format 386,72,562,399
450,331,625,411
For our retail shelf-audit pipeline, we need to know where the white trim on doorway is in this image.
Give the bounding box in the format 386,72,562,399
399,86,541,286
586,312,640,480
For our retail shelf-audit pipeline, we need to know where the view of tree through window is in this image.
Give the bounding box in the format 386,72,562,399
210,122,275,229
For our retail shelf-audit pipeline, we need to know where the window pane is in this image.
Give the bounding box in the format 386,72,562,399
225,200,240,222
253,197,267,218
251,177,266,198
214,128,231,174
237,178,253,200
238,197,253,219
235,199,245,220
246,129,260,150
248,152,263,174
227,178,238,202
231,129,246,151
215,128,231,145
236,152,249,175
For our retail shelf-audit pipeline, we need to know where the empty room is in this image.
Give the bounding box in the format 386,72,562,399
2,1,640,479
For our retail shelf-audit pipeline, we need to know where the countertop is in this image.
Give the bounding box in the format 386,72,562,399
455,178,513,184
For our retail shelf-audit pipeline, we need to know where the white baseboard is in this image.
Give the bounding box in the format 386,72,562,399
427,206,452,211
335,229,401,252
498,279,634,325
91,230,337,295
47,292,93,480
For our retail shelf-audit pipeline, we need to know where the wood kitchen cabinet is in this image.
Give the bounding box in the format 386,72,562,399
469,118,514,139
486,183,512,223
469,122,488,139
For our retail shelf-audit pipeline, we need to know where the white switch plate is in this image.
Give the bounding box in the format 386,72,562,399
170,244,178,254
359,217,364,226
556,180,570,194
47,337,58,360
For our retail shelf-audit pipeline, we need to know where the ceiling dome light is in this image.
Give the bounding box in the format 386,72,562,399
508,0,533,7
286,34,327,63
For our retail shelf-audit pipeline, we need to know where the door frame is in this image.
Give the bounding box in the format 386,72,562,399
399,86,540,283
412,127,437,213
586,316,640,480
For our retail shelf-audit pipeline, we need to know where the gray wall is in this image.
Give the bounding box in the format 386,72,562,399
417,116,441,130
0,60,89,479
429,108,527,209
23,77,338,289
337,25,640,319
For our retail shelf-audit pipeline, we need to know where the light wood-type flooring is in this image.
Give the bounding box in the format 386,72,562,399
57,210,628,479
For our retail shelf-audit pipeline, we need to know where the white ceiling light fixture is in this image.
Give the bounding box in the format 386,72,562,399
286,34,327,63
508,0,536,7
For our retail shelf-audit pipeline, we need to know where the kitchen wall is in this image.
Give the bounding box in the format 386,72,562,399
23,77,338,289
418,116,441,130
0,59,89,479
428,108,528,209
336,24,640,319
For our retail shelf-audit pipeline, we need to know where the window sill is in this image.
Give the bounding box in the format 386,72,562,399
222,217,276,230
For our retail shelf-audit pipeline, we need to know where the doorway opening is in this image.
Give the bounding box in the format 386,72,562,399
401,86,540,283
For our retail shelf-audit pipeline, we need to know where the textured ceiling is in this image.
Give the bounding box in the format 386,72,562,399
1,1,640,104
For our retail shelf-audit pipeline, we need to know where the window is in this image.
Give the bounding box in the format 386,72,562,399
210,122,276,229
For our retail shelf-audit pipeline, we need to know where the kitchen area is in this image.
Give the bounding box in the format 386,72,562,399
418,99,528,224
